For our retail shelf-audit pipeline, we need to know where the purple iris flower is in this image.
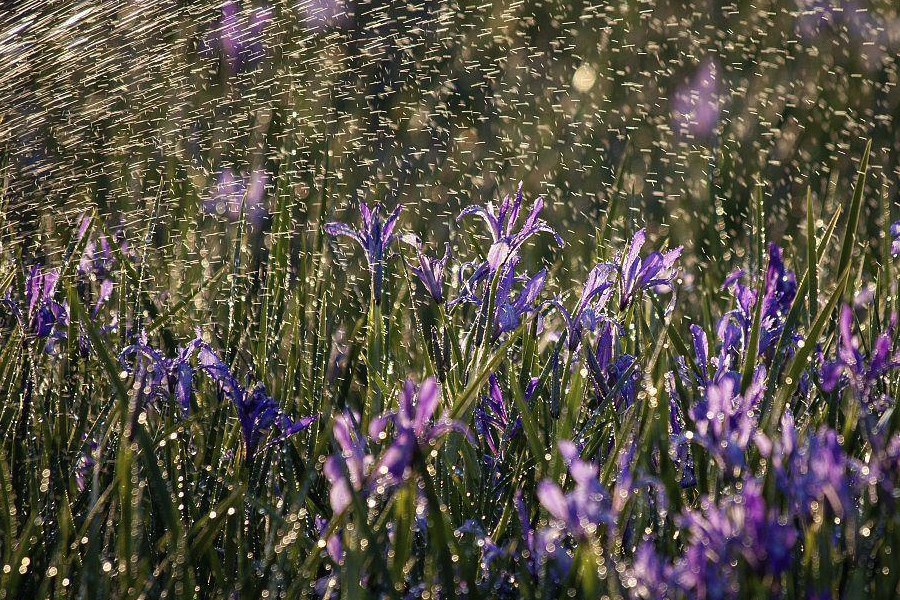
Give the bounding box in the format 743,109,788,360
119,330,205,414
717,244,797,361
536,440,615,540
205,0,271,70
324,200,403,303
689,323,744,386
198,345,316,461
821,304,899,408
75,277,116,357
474,374,538,471
2,265,69,351
78,233,116,281
74,438,99,493
368,377,471,486
456,182,563,272
551,262,616,352
616,229,682,311
402,234,450,303
323,412,372,514
72,222,122,355
678,479,796,598
450,255,547,338
689,366,765,475
584,318,639,408
474,374,518,458
756,414,852,519
891,219,900,257
628,543,676,599
494,257,547,337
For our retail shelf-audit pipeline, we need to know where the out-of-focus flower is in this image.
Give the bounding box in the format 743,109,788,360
627,543,676,600
403,234,450,303
860,432,900,504
324,412,373,514
678,479,796,598
206,0,271,70
204,167,269,223
368,377,470,485
325,200,402,303
536,440,614,540
314,515,344,565
757,414,852,519
299,0,350,32
891,219,900,257
689,366,765,474
821,305,899,409
199,345,316,460
616,228,682,311
457,182,562,272
671,57,721,138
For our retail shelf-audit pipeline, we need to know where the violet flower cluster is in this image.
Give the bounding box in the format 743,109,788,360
7,181,900,599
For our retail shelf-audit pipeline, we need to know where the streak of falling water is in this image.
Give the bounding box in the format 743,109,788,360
2,0,900,285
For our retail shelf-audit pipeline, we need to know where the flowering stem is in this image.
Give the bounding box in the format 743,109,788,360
364,293,384,429
437,302,464,388
470,265,503,376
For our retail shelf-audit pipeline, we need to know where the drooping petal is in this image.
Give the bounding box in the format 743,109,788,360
457,204,501,241
820,360,845,392
514,269,547,312
174,362,193,413
324,456,354,514
413,377,441,437
536,480,569,523
323,222,363,245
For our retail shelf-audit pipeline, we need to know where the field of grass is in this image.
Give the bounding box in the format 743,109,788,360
3,1,900,599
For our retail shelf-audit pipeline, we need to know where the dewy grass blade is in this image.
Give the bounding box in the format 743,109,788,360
764,201,843,404
448,329,520,422
806,187,818,322
836,139,871,281
257,165,293,379
740,270,764,394
767,264,851,432
145,265,226,334
225,195,247,361
66,281,129,404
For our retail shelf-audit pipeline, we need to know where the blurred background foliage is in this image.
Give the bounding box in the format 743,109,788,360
2,0,899,287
